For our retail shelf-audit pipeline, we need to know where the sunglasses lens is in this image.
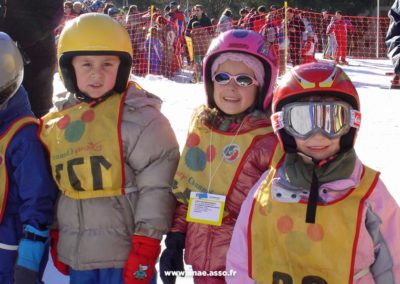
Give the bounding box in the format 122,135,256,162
214,73,256,87
235,75,254,87
214,73,231,84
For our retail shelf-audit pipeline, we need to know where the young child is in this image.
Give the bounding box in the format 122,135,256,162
145,26,164,75
301,31,317,64
40,14,180,284
226,62,400,283
159,29,279,284
0,32,58,284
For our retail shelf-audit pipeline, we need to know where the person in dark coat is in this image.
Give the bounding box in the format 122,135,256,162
318,10,331,57
0,0,63,117
386,0,400,89
186,4,212,36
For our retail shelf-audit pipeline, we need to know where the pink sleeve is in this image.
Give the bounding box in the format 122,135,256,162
369,180,400,282
226,171,270,284
355,178,400,282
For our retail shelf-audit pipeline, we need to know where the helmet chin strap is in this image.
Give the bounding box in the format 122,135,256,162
75,90,114,106
297,151,338,224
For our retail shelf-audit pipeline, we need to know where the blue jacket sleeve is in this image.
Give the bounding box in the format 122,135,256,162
8,124,58,228
386,0,400,74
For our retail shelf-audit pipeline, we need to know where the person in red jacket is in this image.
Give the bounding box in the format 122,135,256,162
327,11,354,65
159,29,279,284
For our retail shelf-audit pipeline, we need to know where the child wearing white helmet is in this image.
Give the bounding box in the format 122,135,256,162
227,62,400,283
40,14,179,284
0,32,58,284
159,29,279,284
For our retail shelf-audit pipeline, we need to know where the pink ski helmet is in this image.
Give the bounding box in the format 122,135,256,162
203,29,278,111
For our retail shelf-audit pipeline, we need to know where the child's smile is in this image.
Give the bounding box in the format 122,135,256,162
295,133,341,161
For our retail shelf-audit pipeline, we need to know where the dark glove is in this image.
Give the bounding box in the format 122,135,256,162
14,265,38,284
14,225,48,284
123,235,161,284
50,230,69,275
160,232,185,284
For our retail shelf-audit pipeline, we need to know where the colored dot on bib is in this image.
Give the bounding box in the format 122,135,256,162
277,215,294,234
65,120,85,143
307,223,324,241
81,110,95,123
286,231,313,255
57,115,71,129
185,147,206,171
186,133,200,147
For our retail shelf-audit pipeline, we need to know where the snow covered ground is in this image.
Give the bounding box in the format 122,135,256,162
44,56,400,283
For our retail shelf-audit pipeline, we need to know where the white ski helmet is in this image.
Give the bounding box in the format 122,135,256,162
0,32,24,108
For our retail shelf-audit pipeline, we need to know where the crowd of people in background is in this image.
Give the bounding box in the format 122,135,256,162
54,0,359,81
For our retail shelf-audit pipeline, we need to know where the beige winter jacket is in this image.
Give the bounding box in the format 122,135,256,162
52,82,180,270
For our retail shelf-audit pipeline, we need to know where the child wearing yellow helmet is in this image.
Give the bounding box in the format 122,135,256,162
40,13,180,284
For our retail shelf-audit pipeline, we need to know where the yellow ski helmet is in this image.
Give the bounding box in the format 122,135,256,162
57,13,133,94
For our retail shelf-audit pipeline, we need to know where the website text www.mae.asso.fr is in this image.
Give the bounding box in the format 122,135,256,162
163,269,237,277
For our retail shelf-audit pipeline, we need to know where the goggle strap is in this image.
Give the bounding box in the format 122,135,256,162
271,111,284,132
305,169,319,224
350,109,361,129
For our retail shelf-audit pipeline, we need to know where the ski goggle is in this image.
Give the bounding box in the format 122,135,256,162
212,72,259,87
271,101,361,139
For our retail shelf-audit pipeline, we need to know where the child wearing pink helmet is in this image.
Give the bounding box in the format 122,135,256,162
159,29,279,284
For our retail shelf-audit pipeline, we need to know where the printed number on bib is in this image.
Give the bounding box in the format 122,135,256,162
55,155,112,191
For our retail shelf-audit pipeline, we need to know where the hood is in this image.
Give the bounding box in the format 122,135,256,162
124,81,162,111
0,86,34,131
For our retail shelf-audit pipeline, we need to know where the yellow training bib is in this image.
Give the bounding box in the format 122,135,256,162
40,94,126,199
173,115,274,206
249,153,379,283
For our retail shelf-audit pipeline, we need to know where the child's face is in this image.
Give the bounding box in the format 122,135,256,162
290,96,344,160
72,55,120,99
213,60,258,115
